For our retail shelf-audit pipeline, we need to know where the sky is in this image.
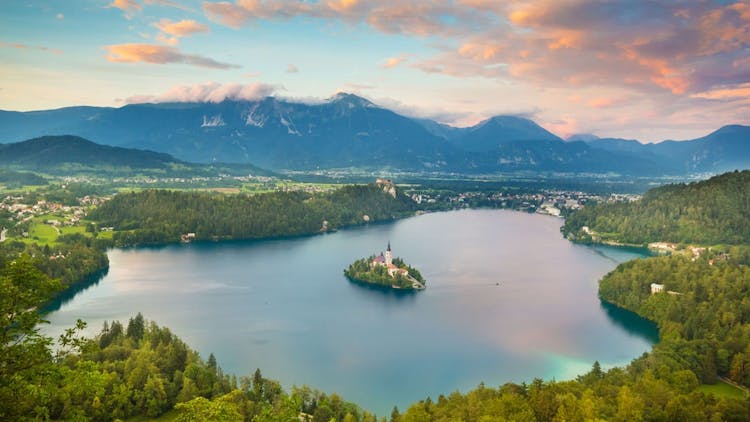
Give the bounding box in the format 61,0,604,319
1,0,749,142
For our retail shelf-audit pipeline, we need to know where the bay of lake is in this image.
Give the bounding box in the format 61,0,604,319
43,209,657,415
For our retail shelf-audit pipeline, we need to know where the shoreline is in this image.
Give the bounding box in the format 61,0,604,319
40,207,668,416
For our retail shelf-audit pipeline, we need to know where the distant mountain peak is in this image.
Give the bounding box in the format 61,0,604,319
710,124,750,137
567,134,600,143
478,115,535,127
460,115,562,150
327,92,376,108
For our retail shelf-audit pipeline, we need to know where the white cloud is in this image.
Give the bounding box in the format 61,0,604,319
124,81,281,103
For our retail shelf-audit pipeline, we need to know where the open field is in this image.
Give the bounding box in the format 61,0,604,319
697,380,747,399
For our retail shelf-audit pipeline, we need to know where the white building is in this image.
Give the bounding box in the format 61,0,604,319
650,283,665,294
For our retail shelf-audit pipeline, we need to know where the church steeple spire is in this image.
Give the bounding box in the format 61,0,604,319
387,241,391,252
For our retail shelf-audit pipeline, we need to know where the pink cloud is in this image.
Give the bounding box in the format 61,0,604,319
197,1,748,99
105,43,239,69
587,98,615,109
202,1,493,35
125,81,279,103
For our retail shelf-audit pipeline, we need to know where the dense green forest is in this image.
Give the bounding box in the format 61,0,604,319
599,250,750,387
344,256,425,290
90,184,418,246
0,237,109,291
563,170,750,245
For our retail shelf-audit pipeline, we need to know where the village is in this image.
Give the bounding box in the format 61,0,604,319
408,187,640,216
0,192,109,243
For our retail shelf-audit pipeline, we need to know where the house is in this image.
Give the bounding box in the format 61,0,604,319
650,283,665,294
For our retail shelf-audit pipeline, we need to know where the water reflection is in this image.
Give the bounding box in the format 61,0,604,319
345,278,419,303
40,268,109,314
600,299,659,344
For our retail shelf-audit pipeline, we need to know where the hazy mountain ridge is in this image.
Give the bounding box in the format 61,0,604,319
581,125,750,174
1,94,748,175
0,135,274,176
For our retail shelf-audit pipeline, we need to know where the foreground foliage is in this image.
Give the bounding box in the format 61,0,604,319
0,257,374,421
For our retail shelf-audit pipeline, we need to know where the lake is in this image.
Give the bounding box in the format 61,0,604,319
43,209,657,415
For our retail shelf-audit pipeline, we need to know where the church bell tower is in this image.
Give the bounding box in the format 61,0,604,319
385,241,392,266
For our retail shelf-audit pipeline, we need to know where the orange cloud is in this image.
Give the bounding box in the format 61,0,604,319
105,43,239,69
108,0,142,18
458,42,502,61
547,31,582,50
327,0,360,13
154,19,210,37
381,54,409,69
203,2,250,28
154,33,179,46
691,83,750,100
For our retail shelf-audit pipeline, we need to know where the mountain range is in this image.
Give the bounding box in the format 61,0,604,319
1,93,748,176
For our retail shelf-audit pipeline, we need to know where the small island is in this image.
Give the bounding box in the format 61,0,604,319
344,242,426,290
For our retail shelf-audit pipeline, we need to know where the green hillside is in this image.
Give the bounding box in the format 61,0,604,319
89,183,418,245
0,135,275,177
563,170,750,245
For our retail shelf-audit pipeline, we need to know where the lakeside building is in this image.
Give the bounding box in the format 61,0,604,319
651,283,665,294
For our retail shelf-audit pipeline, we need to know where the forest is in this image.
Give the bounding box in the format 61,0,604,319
563,170,750,245
89,184,419,246
0,236,109,293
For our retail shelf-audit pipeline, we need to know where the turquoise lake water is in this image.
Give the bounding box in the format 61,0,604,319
43,209,657,415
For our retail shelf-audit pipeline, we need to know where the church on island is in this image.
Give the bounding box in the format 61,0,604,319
371,241,410,278
345,241,426,290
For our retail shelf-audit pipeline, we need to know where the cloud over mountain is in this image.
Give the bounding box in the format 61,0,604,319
125,82,279,103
